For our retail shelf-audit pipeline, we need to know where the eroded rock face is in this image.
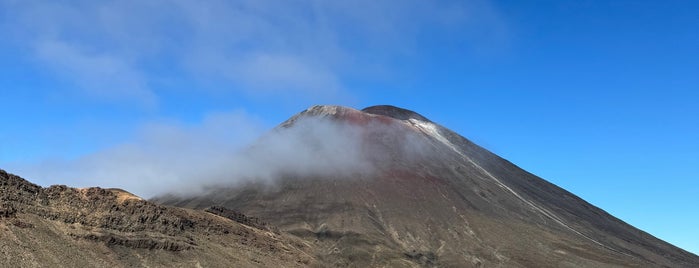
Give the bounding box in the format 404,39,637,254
0,169,317,267
1,170,205,240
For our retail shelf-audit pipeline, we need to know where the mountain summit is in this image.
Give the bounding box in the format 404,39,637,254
158,105,699,267
362,105,432,122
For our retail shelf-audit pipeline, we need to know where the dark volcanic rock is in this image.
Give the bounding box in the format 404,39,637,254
362,105,431,122
205,206,276,232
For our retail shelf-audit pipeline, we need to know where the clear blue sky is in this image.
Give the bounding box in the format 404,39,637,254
1,1,697,254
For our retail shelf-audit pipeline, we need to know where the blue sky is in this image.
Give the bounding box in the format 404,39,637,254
1,0,697,254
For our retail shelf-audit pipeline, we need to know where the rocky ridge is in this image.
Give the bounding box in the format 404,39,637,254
0,169,317,267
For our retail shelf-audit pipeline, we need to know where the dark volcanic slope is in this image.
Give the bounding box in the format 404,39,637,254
0,169,317,267
157,105,699,267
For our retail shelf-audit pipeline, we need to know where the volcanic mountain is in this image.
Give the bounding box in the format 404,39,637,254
3,105,697,267
156,105,699,267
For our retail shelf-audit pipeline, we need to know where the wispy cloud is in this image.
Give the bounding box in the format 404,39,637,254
7,110,266,197
2,0,507,104
34,39,156,105
7,112,378,197
7,107,436,198
1,0,507,196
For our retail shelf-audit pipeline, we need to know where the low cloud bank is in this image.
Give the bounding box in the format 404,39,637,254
9,112,430,198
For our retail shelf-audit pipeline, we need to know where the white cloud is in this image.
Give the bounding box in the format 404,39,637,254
1,0,507,196
34,39,155,105
2,0,507,104
233,53,342,96
7,110,266,197
6,107,435,198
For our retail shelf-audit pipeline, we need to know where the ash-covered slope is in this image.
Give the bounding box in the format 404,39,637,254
0,169,317,267
157,105,699,267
